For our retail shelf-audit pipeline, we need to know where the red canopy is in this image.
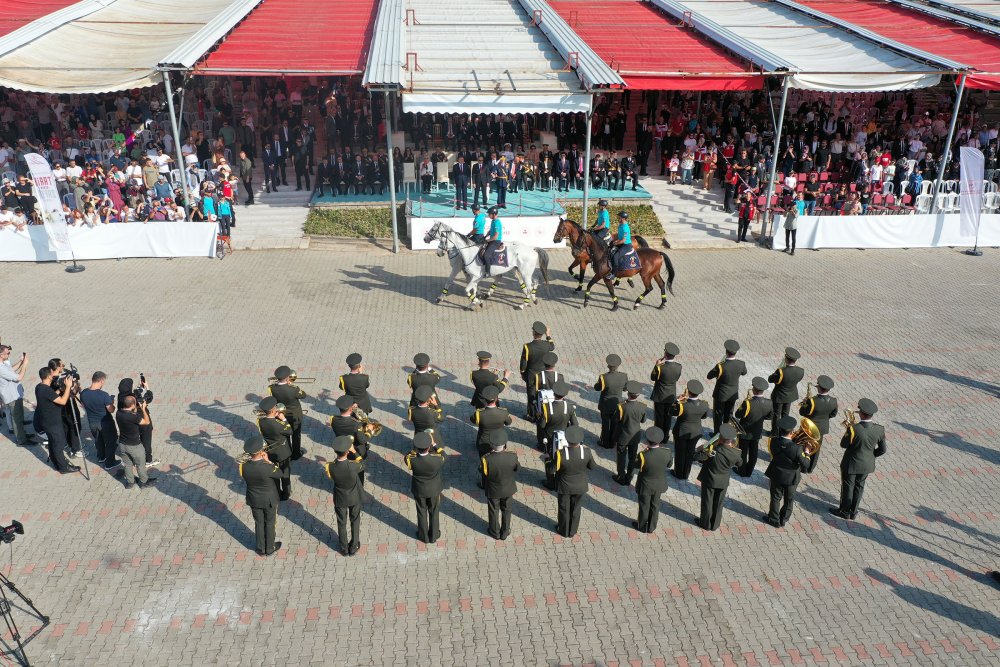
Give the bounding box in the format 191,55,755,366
196,0,378,76
548,0,762,90
798,0,1000,90
0,0,79,39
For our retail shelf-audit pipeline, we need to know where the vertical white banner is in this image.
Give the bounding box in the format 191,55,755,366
959,146,985,238
24,152,73,260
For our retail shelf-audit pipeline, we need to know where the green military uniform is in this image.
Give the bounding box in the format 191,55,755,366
408,353,441,421
833,398,887,519
650,342,682,439
554,426,596,537
532,353,563,448
269,365,307,459
471,351,508,409
406,432,446,543
326,435,365,555
470,387,512,457
594,354,628,449
519,321,554,421
670,380,709,480
634,427,671,533
768,347,804,436
696,424,742,531
256,397,293,500
798,375,838,473
340,352,372,414
706,340,748,434
613,380,647,485
240,436,284,556
735,376,773,477
540,381,578,489
764,416,811,527
480,432,519,540
409,385,444,446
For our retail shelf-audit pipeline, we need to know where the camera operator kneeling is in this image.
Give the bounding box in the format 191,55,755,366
116,396,156,489
35,367,78,473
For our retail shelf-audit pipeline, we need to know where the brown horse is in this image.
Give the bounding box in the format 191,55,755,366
554,217,650,291
555,220,675,311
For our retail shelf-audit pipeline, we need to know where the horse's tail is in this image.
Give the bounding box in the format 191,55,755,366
635,235,650,249
659,252,676,294
536,247,550,284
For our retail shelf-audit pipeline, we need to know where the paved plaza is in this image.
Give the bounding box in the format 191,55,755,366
1,245,999,666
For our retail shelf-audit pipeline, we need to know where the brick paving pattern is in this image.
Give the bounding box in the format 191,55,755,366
0,246,998,665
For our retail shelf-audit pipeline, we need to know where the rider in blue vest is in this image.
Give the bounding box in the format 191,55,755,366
468,203,487,243
610,210,633,270
481,206,503,267
588,199,612,244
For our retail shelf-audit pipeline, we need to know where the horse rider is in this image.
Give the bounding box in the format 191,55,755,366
472,206,504,267
467,203,487,243
609,210,632,270
588,199,612,244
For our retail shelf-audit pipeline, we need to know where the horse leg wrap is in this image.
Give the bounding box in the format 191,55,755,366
441,288,449,295
490,283,497,291
613,296,619,303
637,294,644,301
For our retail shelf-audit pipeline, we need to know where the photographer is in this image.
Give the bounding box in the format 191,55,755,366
80,372,120,470
0,345,37,446
47,359,83,459
117,377,159,468
116,395,155,489
35,368,78,473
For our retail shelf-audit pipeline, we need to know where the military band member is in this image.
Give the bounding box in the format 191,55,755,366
405,431,446,543
594,354,628,449
613,380,647,485
408,352,440,410
696,423,741,531
481,430,519,540
471,350,510,409
633,427,671,533
520,321,554,421
831,398,886,520
331,395,369,487
409,385,443,443
256,397,293,500
670,379,709,480
735,377,772,477
533,352,563,448
554,425,596,538
769,347,804,436
650,342,682,438
798,374,838,473
327,435,364,556
706,339,747,435
764,415,811,527
340,352,373,414
240,435,283,556
269,365,307,459
471,385,512,457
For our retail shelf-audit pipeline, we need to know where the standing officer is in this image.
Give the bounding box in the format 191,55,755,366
405,431,446,543
269,365,307,460
696,423,741,531
326,435,364,556
409,386,444,444
331,394,370,466
519,321,554,421
633,427,671,533
256,397,293,500
480,430,519,540
470,386,512,457
471,351,510,409
764,416,811,527
769,347,804,436
594,354,628,449
613,380,647,485
670,379,709,480
798,375,838,474
240,435,283,556
408,353,441,417
554,425,596,538
831,398,887,520
540,380,577,489
734,377,772,477
650,342,681,438
706,339,747,434
340,353,373,415
452,155,469,210
532,352,563,448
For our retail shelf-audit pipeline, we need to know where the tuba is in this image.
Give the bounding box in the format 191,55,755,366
355,409,383,437
790,417,822,456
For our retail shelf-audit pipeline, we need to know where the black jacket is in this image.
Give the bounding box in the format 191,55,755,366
339,373,372,413
635,446,672,496
650,361,682,403
268,383,305,417
481,450,519,498
594,370,628,416
470,369,508,408
471,406,512,456
257,417,292,462
241,459,283,509
840,421,887,475
330,414,370,458
520,338,555,382
768,364,804,403
327,456,365,507
696,445,741,489
406,450,446,497
735,396,773,440
615,399,647,447
554,445,596,495
799,394,838,435
707,358,747,401
670,398,709,438
765,437,810,485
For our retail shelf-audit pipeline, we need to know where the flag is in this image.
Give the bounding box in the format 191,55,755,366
959,146,985,238
24,152,73,260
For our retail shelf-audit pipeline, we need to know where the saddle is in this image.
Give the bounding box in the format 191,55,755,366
610,246,639,273
479,241,508,268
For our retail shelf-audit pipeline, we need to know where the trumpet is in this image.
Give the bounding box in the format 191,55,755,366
489,367,508,378
677,388,690,403
356,409,383,437
841,409,857,429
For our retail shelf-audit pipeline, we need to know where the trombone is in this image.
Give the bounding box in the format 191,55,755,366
267,371,316,384
252,402,309,418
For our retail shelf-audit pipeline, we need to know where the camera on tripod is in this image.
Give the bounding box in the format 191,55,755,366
0,520,23,544
53,363,80,391
132,372,149,403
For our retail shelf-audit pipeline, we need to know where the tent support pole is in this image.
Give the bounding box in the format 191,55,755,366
582,96,593,228
162,71,192,221
932,71,967,214
762,75,790,246
385,91,399,253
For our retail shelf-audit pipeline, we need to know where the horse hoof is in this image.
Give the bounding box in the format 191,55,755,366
658,303,666,310
627,279,635,288
515,304,526,310
583,300,589,308
611,303,620,312
435,297,443,304
633,302,640,310
533,298,539,305
574,285,582,292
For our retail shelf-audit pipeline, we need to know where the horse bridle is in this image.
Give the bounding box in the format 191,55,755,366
435,229,480,269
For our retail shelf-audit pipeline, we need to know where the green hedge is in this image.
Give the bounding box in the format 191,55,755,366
561,204,663,237
305,205,406,238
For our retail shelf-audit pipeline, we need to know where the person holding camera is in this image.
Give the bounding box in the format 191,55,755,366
35,367,78,473
80,371,120,470
0,345,36,446
116,395,155,489
47,359,83,459
117,377,159,468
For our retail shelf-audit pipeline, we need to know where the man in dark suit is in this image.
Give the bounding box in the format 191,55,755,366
470,386,512,457
613,380,647,485
316,156,334,197
764,416,811,527
405,431,446,543
339,353,372,414
271,132,287,185
831,398,887,520
480,431,519,539
620,151,638,190
472,156,491,207
769,347,804,436
326,435,364,555
470,350,509,409
650,342,682,438
798,374,838,473
633,427,671,533
696,423,741,531
706,339,748,434
670,380,709,480
240,436,284,556
734,377,773,477
594,354,628,450
636,115,654,176
554,426,596,537
261,144,279,193
333,155,349,196
453,155,470,210
519,321,554,422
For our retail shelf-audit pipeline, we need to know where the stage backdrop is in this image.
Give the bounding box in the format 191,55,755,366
0,223,218,262
773,213,1000,250
408,216,565,250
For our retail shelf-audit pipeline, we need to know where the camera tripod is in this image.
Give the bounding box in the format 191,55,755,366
0,571,49,667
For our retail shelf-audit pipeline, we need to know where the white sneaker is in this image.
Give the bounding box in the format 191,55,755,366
70,451,84,459
146,459,161,468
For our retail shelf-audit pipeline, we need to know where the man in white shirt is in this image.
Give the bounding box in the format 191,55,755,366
52,162,69,197
65,159,83,181
154,148,172,174
0,345,35,446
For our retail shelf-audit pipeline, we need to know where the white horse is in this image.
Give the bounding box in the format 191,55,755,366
423,222,550,310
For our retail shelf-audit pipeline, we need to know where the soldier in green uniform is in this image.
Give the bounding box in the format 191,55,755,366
340,352,373,415
650,342,681,439
798,374,838,473
768,347,804,436
613,380,647,485
409,385,444,445
256,396,293,500
540,380,577,489
764,415,811,527
594,353,628,449
268,365,307,460
240,435,284,556
706,339,747,435
331,394,369,484
554,425,596,538
470,385,512,457
670,379,709,480
519,321,554,421
326,434,364,556
696,423,741,531
471,350,509,409
480,430,519,540
734,376,772,477
831,398,887,520
408,352,441,420
405,431,446,543
533,351,563,448
633,426,671,533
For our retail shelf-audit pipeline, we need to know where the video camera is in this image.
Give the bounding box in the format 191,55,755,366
53,363,80,391
0,520,23,544
132,373,150,403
